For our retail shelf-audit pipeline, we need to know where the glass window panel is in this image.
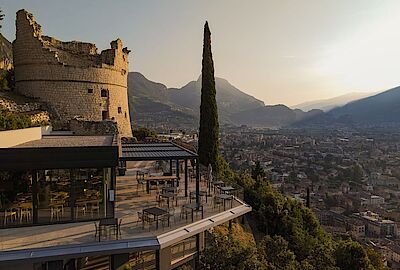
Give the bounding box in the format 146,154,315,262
0,170,33,227
74,168,105,221
126,251,156,270
36,169,72,223
170,236,197,262
1,167,112,227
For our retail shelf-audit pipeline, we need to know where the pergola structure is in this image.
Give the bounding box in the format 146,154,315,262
119,142,200,202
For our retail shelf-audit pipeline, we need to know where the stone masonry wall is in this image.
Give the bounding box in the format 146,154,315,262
13,10,132,137
0,97,41,112
0,96,50,124
69,119,118,136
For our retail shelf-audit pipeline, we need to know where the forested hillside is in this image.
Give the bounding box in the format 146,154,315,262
180,161,387,270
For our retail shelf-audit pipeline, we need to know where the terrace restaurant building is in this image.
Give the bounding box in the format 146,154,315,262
0,126,251,270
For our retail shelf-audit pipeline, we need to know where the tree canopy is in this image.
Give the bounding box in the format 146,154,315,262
198,170,387,270
131,127,157,141
0,9,4,29
0,106,41,131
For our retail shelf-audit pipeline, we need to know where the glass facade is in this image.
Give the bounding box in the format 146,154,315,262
61,251,157,270
171,236,197,264
125,251,157,270
0,167,113,228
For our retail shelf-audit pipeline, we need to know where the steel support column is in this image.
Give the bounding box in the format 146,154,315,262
176,159,180,187
184,159,188,197
196,159,200,204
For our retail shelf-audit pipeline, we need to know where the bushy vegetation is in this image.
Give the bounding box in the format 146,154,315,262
0,106,40,131
131,127,157,141
198,161,387,270
216,155,236,182
0,69,14,90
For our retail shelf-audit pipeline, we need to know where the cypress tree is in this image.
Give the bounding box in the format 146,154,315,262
198,21,219,170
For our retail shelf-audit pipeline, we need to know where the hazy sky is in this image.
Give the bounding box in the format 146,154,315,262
2,0,400,106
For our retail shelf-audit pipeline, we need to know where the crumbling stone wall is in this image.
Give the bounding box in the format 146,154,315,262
0,96,50,124
69,118,118,136
13,10,132,137
0,97,41,112
29,111,50,124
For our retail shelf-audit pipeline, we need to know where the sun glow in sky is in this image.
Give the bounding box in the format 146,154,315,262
2,0,400,105
313,6,400,96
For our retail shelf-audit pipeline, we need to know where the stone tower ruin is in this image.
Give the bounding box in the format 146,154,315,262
13,10,133,137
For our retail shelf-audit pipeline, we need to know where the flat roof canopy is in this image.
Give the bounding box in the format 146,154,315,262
0,135,118,170
14,135,114,148
120,142,198,161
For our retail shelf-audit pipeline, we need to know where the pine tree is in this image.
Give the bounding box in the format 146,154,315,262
198,21,219,170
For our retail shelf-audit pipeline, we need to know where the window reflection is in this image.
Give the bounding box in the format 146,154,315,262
0,171,33,226
37,169,71,223
74,168,105,220
0,167,112,228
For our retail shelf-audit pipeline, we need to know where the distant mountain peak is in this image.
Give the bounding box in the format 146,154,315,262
292,92,377,112
296,85,400,127
128,71,265,126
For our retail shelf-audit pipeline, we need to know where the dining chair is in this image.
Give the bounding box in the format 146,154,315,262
94,222,99,239
137,211,144,228
168,206,176,224
144,213,154,231
136,172,145,193
4,209,17,225
213,196,223,211
89,202,100,218
117,218,122,237
19,207,32,223
161,213,169,229
180,205,189,220
51,205,63,221
75,204,86,219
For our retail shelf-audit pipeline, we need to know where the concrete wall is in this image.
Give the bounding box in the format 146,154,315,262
13,10,132,137
0,126,44,147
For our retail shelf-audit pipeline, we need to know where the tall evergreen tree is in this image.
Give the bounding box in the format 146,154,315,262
0,9,4,29
198,21,219,170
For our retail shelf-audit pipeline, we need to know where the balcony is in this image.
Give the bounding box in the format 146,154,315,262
0,161,251,263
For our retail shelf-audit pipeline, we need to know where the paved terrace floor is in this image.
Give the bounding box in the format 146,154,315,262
0,161,242,252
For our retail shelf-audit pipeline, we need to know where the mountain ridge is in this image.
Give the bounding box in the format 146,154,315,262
127,72,266,127
329,85,400,123
293,85,400,127
292,92,377,112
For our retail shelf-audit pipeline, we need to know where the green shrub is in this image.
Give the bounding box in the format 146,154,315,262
0,106,41,131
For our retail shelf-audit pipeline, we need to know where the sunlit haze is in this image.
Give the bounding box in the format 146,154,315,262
2,0,400,105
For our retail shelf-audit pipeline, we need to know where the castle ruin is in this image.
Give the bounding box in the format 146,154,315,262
13,10,133,137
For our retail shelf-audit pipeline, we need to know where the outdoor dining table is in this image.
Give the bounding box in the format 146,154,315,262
143,175,178,194
212,180,224,186
216,194,233,210
189,191,208,203
162,186,178,193
98,217,119,242
183,202,204,222
219,185,236,194
211,180,225,192
159,192,177,207
143,207,169,229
